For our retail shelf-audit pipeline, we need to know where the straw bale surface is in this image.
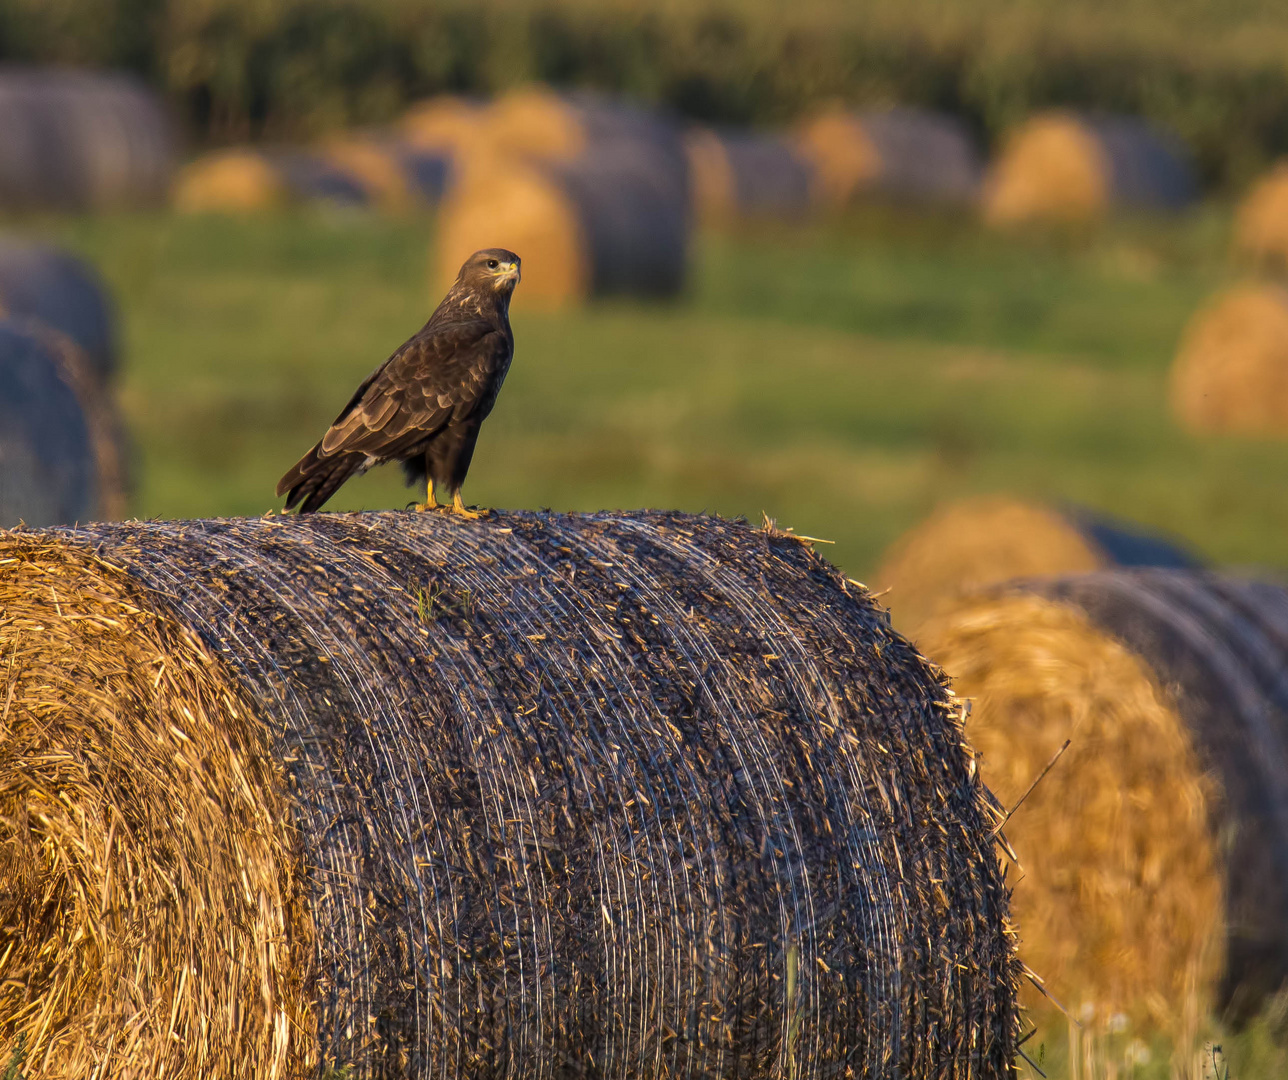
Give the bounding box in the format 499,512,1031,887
983,112,1197,226
686,128,815,225
0,509,1020,1078
874,496,1197,635
795,107,981,207
1170,282,1288,436
1234,161,1288,267
0,67,174,211
0,239,116,382
919,569,1288,1034
435,141,689,307
0,320,128,526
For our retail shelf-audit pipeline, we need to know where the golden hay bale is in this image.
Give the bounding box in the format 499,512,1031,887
0,320,128,525
434,141,689,308
173,148,288,213
874,496,1198,635
175,148,375,214
1234,161,1288,267
982,111,1197,226
0,510,1019,1077
0,68,175,211
398,94,484,154
685,127,815,225
794,106,981,207
920,570,1288,1034
1170,282,1288,436
0,239,117,382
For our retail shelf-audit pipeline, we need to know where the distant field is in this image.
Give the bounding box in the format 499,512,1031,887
34,204,1288,584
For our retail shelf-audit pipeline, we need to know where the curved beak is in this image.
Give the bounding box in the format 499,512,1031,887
499,260,520,285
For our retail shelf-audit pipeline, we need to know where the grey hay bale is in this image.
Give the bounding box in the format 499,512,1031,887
1028,569,1288,1020
0,239,117,381
796,106,982,208
0,510,1019,1078
983,111,1198,225
0,319,127,526
0,67,175,211
686,127,816,224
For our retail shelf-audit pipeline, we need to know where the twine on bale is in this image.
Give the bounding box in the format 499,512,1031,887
918,569,1288,1041
0,510,1019,1078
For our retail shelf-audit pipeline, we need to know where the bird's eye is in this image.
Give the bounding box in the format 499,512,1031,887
486,259,499,270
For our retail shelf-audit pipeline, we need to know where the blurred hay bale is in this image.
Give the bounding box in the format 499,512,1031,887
918,569,1288,1033
0,239,116,382
1170,283,1288,436
1234,161,1288,267
983,111,1197,226
0,320,127,525
874,496,1199,635
685,127,815,225
0,510,1020,1077
435,140,689,308
481,86,687,169
794,106,981,207
173,148,288,213
319,134,455,211
399,94,485,155
0,67,174,211
174,147,373,214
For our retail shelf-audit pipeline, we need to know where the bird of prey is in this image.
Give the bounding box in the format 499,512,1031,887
277,248,520,518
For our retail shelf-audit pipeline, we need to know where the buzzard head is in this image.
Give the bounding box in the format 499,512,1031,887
458,248,521,299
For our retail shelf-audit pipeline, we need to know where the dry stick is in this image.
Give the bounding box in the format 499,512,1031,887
990,739,1071,839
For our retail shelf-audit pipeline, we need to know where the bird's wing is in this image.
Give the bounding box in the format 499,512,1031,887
317,320,509,461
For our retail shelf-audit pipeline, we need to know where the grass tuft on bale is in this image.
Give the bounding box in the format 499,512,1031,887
0,509,1018,1078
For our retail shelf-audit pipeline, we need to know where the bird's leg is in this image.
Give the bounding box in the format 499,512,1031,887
449,490,484,520
417,479,440,513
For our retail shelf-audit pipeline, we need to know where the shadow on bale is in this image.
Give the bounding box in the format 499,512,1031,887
0,510,1018,1078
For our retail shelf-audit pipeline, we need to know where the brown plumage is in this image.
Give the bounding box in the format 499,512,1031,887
277,248,520,517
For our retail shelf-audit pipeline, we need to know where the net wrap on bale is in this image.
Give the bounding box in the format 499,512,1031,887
917,568,1288,1038
0,319,128,526
0,510,1019,1078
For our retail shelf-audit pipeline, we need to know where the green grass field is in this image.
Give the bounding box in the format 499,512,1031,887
16,203,1288,1076
35,203,1288,587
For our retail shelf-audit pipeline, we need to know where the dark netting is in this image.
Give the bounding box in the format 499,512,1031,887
1026,570,1288,1018
7,509,1019,1077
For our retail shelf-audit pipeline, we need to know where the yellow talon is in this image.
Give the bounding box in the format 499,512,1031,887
450,491,484,520
416,481,440,513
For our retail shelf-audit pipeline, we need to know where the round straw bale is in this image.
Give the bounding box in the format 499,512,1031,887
1170,282,1288,436
175,148,372,213
919,568,1288,1034
435,141,688,307
0,68,174,211
0,510,1019,1077
1234,161,1288,267
874,496,1199,635
0,320,128,526
399,95,485,154
320,134,455,210
794,106,981,207
686,127,816,225
0,239,116,382
173,148,289,213
982,111,1197,226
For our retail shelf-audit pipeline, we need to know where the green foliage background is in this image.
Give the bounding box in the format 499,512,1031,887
3,0,1288,186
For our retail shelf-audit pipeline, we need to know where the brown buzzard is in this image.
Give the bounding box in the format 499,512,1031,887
277,248,520,518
